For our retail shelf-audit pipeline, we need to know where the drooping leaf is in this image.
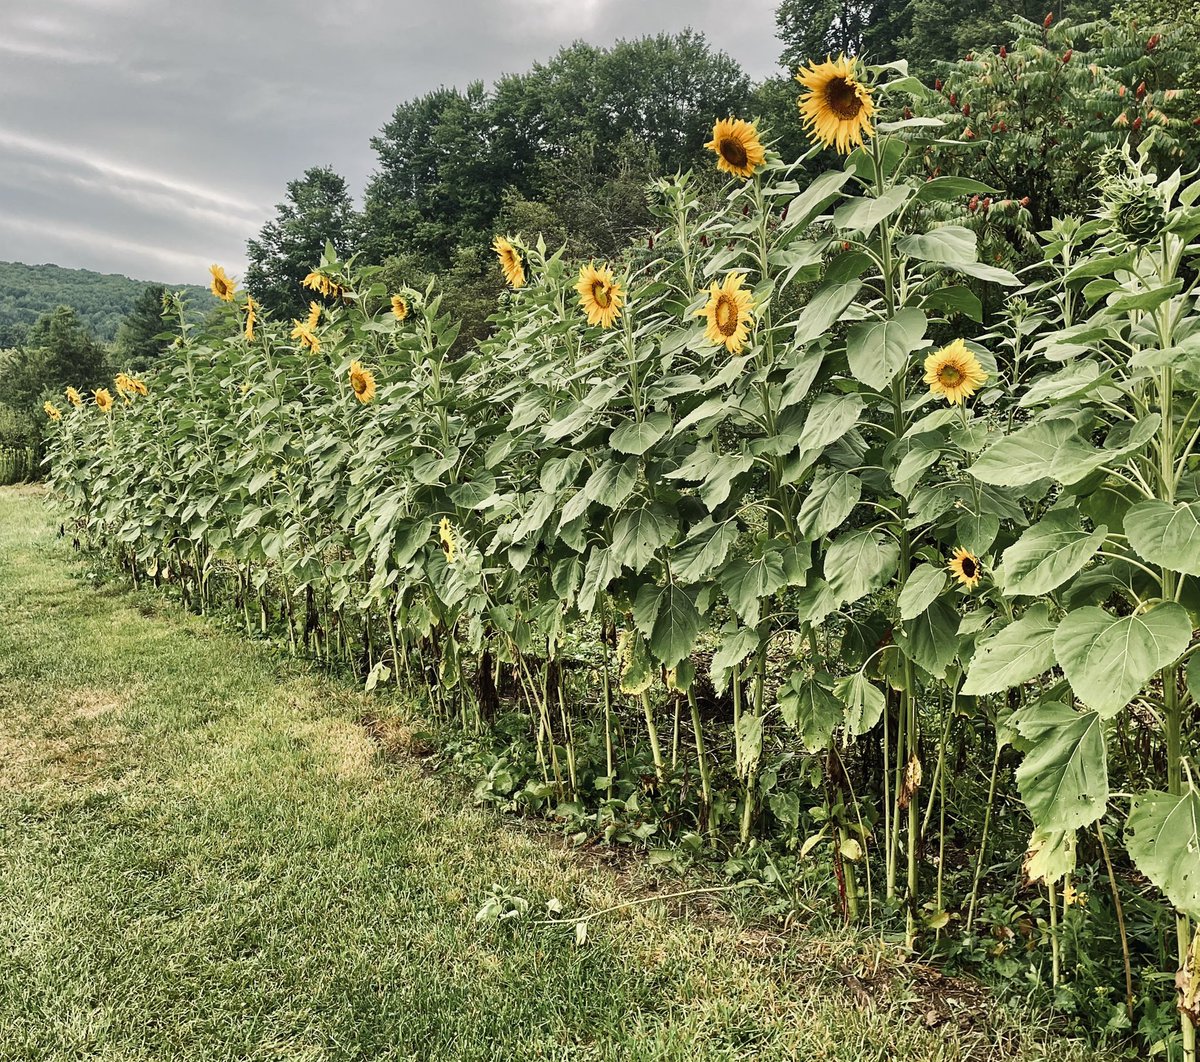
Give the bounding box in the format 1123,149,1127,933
835,672,886,738
795,393,864,452
778,673,843,751
962,604,1058,696
1126,789,1200,919
797,468,862,538
710,626,761,693
825,529,900,606
610,503,677,573
609,412,671,455
896,595,960,677
618,628,654,695
995,508,1107,597
648,582,703,669
793,281,863,345
1024,828,1077,886
1014,702,1108,831
671,519,740,584
1053,603,1192,717
718,547,788,625
898,562,946,621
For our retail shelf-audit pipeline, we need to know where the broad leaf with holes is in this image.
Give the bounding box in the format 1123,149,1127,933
778,672,843,751
1126,790,1200,919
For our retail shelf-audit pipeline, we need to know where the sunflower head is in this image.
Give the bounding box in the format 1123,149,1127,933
796,55,875,154
65,386,82,407
290,320,320,353
348,360,376,404
391,294,409,321
94,388,114,413
209,264,237,302
114,372,133,396
923,339,988,405
704,118,767,179
44,401,62,421
244,295,257,341
947,547,982,589
493,236,526,289
438,517,458,564
575,263,624,328
695,273,756,355
307,301,322,330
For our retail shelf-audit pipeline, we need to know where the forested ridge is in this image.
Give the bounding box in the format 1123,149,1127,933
0,260,213,346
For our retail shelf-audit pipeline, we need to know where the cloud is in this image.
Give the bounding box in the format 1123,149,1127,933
0,0,781,285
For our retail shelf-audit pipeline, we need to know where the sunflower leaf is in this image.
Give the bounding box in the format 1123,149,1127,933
1053,603,1192,718
795,393,864,453
898,563,947,620
846,307,929,391
995,508,1108,597
778,673,843,751
1125,500,1200,577
962,604,1058,696
825,529,900,607
1014,702,1108,832
1126,790,1200,920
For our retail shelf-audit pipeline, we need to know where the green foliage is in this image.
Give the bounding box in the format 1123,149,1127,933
245,166,361,318
0,260,212,343
112,284,177,371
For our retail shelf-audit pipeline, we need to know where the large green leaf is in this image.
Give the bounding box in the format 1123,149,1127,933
962,604,1058,696
898,563,946,621
797,469,861,538
795,393,864,452
896,595,960,676
778,673,843,751
610,503,677,573
793,281,863,345
833,185,912,235
671,519,739,584
995,508,1107,597
1053,603,1192,717
1014,702,1108,831
971,416,1159,488
1125,500,1200,576
1024,828,1077,886
825,529,900,606
834,672,886,737
718,547,788,625
710,626,761,692
609,412,671,455
1126,790,1200,919
897,225,976,265
648,582,703,669
846,308,928,391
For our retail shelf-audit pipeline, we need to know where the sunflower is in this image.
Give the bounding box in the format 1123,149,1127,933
438,517,458,564
704,118,767,179
493,236,526,289
65,386,82,407
348,360,376,404
114,372,133,396
290,320,320,353
44,401,62,421
244,295,257,341
94,388,114,413
796,55,875,154
390,294,409,321
923,339,988,405
209,264,237,302
575,263,624,328
129,376,148,397
306,301,322,330
947,547,982,589
696,273,756,355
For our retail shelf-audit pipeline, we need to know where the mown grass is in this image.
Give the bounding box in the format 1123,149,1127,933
0,484,1099,1061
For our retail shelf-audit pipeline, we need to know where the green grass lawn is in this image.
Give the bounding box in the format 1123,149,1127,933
0,485,1098,1061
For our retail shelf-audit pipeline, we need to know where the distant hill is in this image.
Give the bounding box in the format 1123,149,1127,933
0,261,216,346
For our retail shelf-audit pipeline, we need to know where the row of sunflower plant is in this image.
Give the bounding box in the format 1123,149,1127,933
45,54,1200,1055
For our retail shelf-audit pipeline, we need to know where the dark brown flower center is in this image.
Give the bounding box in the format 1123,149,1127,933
824,77,863,120
938,364,963,386
715,293,739,337
961,556,978,579
719,136,748,168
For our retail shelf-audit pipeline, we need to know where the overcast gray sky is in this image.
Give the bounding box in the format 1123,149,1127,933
0,0,781,286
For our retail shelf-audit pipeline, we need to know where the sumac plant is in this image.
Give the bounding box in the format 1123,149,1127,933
45,53,1200,1059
